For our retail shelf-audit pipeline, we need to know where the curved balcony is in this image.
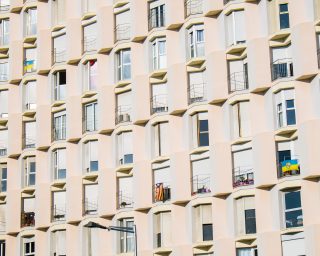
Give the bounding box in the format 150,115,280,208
228,71,249,93
188,83,206,105
114,23,131,42
150,94,168,114
191,174,211,196
153,183,171,203
115,105,132,125
271,58,293,81
117,190,133,209
232,166,254,188
184,0,203,18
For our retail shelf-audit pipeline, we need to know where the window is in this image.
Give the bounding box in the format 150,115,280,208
236,247,258,256
23,121,36,149
0,60,8,82
116,91,132,124
231,101,251,139
275,89,296,128
154,211,171,248
52,191,66,221
281,232,305,256
191,152,211,195
51,230,66,256
185,0,203,17
118,176,133,208
23,81,36,111
191,112,209,148
283,190,303,229
83,60,98,92
83,102,98,132
86,225,99,256
277,140,300,178
52,0,66,26
83,140,98,173
193,204,213,242
188,71,206,104
226,10,246,47
84,184,98,215
52,33,66,64
228,59,248,92
53,111,66,141
24,8,37,36
53,70,66,101
0,90,7,117
153,161,171,202
232,144,254,188
151,38,166,70
235,196,256,236
0,0,9,12
117,131,133,165
188,24,205,59
153,122,169,158
151,83,168,114
0,129,7,156
82,0,96,14
0,19,9,46
271,45,293,80
0,164,6,193
115,10,131,42
23,157,36,187
83,22,97,53
0,240,5,256
24,48,37,74
21,198,35,227
116,49,131,81
119,218,134,253
23,237,35,256
149,0,165,30
53,148,66,180
279,4,290,29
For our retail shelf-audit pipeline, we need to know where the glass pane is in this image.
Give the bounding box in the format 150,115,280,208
280,13,290,29
285,209,303,228
199,119,208,132
286,99,294,108
245,209,256,234
285,191,301,210
199,133,209,147
202,224,213,241
58,169,66,179
286,109,296,125
90,161,98,172
124,154,133,164
279,3,288,12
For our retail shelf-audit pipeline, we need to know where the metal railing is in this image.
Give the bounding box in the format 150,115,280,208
277,157,300,178
148,8,165,31
150,95,168,114
23,59,37,74
53,48,67,64
83,118,98,133
232,166,254,188
153,183,171,203
184,0,203,18
115,105,131,124
83,199,98,215
114,23,131,42
223,0,234,4
188,83,206,105
23,137,36,149
21,212,35,227
52,205,66,222
0,72,8,82
228,71,249,93
271,58,293,81
117,190,133,209
191,174,211,195
83,35,97,53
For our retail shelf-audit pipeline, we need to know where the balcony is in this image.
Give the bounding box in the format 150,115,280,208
0,221,5,233
153,183,171,203
0,35,9,47
150,95,168,114
184,0,203,18
0,148,6,157
0,72,8,83
53,48,66,65
278,158,300,178
114,23,131,42
115,105,131,125
83,35,97,53
83,199,98,215
271,58,293,81
82,0,96,14
232,166,254,188
119,154,133,166
228,71,249,93
82,118,98,133
23,59,37,74
0,1,9,12
191,174,211,196
188,83,206,105
117,190,133,209
52,205,66,222
21,212,35,227
53,128,66,141
23,137,36,149
148,9,165,31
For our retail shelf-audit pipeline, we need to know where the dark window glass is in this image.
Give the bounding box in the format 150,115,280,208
124,154,133,164
245,209,257,234
199,133,209,147
278,150,291,163
285,209,303,228
285,191,301,209
279,4,290,29
202,224,213,241
58,70,66,85
199,119,208,132
286,99,294,108
279,4,288,12
90,161,98,171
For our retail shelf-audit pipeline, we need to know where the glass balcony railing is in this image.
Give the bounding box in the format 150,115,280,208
232,166,254,188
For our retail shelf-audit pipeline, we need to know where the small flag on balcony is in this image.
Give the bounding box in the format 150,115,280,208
24,60,35,72
281,159,299,172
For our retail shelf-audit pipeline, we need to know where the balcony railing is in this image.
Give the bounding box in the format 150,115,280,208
0,72,8,82
52,205,66,222
82,0,96,14
53,48,67,64
0,148,6,156
271,58,293,81
114,23,131,42
150,95,168,114
228,71,249,93
54,84,66,102
148,9,165,31
191,174,211,196
21,212,35,227
184,0,203,18
23,59,37,74
232,166,254,188
83,35,97,53
153,183,171,203
188,83,206,105
115,105,131,125
83,199,98,215
53,127,66,141
278,157,300,178
83,118,98,133
117,190,133,209
23,137,36,149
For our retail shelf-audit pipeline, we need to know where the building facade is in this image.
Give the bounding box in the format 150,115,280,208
0,0,319,255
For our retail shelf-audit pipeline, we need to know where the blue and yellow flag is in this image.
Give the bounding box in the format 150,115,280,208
281,159,299,172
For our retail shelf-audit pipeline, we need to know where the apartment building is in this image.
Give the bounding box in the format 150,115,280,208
0,0,319,255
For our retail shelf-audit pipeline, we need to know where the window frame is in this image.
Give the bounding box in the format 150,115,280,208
53,70,66,102
119,218,135,253
282,189,303,229
83,140,99,173
23,156,36,187
275,89,296,129
52,148,66,180
0,164,6,193
83,101,98,133
187,24,205,59
116,49,131,81
23,237,35,256
279,3,290,30
53,110,66,141
151,37,166,71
